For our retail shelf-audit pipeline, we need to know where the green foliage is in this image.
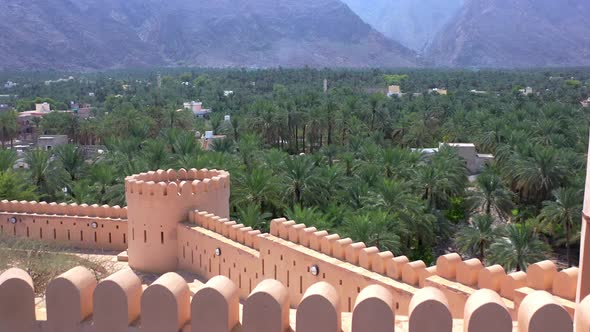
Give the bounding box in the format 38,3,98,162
456,215,501,260
383,74,408,85
488,222,550,272
538,188,582,266
341,211,401,253
2,67,589,267
0,171,38,201
565,79,581,88
0,149,17,172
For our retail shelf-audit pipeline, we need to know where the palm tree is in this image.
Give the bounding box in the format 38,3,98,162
368,178,435,247
68,180,96,204
342,211,401,253
0,149,17,172
233,168,282,212
470,170,514,220
236,203,272,233
284,205,332,231
511,147,567,205
456,215,501,261
26,149,64,200
282,155,320,208
488,222,549,272
141,139,170,170
418,146,467,210
538,188,582,267
211,137,235,154
0,171,38,201
0,110,18,148
89,163,122,205
237,133,261,170
55,144,85,181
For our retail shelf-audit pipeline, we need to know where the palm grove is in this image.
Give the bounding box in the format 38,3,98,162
0,68,589,272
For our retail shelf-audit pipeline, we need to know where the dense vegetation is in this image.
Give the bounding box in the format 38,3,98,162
1,68,589,271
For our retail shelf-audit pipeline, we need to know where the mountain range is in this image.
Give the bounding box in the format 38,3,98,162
0,0,417,70
0,0,589,70
426,0,590,67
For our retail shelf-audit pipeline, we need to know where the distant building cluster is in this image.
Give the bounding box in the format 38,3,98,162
387,85,448,98
3,81,18,89
17,102,94,138
44,76,74,85
182,101,211,118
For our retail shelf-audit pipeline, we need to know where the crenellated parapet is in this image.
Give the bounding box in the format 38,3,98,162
0,200,127,219
0,266,584,332
188,210,263,250
0,200,127,250
267,218,579,318
125,169,229,202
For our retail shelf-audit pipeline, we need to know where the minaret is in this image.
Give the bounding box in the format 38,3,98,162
323,79,328,94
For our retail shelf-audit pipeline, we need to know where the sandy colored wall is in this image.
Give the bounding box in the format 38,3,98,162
188,212,579,320
0,266,584,332
125,168,230,273
0,201,127,251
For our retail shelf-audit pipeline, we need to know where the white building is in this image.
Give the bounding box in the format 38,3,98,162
4,81,17,89
519,87,533,96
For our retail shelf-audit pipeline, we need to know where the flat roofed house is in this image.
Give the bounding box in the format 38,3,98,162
37,135,68,151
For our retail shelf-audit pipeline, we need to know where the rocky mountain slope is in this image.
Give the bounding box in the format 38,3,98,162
340,0,463,51
426,0,590,67
0,0,418,70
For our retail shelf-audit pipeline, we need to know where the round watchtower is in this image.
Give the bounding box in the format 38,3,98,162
125,168,230,273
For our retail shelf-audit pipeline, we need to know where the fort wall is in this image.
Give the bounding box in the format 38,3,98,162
0,266,586,332
0,200,127,251
0,166,587,330
187,211,579,319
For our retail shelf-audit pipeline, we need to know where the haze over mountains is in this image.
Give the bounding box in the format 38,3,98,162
0,0,589,70
340,0,464,52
